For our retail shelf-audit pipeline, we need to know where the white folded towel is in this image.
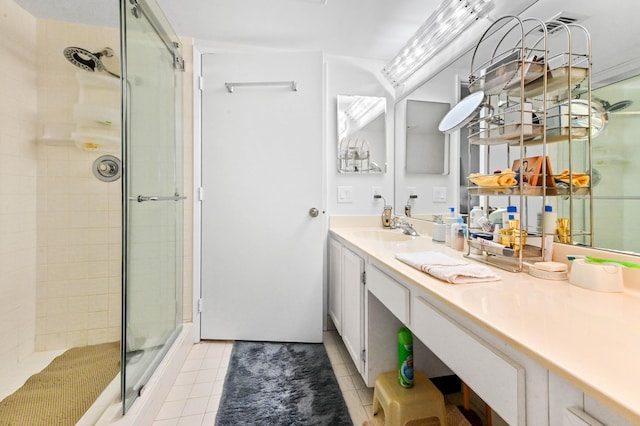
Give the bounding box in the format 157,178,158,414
395,251,501,284
395,251,468,270
427,264,501,284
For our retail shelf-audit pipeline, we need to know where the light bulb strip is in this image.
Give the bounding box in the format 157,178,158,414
382,0,494,87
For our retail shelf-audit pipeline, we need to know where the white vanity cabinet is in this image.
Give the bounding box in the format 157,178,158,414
328,223,640,425
328,238,344,334
342,246,365,371
548,372,635,426
328,237,365,372
412,294,525,425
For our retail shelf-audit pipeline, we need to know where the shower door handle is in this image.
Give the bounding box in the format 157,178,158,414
131,195,187,202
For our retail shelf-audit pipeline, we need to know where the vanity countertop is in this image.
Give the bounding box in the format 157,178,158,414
329,216,640,425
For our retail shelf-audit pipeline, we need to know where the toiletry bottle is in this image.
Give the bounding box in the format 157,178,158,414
454,229,465,251
398,327,414,388
444,207,457,247
502,205,519,226
502,214,516,246
382,205,392,228
450,217,464,248
469,205,484,230
543,205,557,235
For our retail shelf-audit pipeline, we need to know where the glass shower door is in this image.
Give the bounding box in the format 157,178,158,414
120,0,184,413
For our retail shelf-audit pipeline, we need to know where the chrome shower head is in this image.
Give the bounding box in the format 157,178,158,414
605,99,633,113
63,46,119,78
593,96,633,113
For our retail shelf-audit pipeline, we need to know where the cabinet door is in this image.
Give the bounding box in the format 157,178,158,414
328,238,343,334
342,247,365,372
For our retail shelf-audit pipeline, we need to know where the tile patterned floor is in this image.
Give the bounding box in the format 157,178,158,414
152,330,372,425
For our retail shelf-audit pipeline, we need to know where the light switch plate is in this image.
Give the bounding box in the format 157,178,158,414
433,186,447,202
337,186,353,203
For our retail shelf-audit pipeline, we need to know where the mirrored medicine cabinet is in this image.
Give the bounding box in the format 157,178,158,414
405,100,450,175
336,94,386,173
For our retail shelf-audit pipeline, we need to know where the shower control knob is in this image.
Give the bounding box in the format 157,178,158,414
309,208,319,218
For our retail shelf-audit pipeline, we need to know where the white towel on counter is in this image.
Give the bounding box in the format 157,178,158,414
427,264,501,284
395,251,467,270
395,251,501,284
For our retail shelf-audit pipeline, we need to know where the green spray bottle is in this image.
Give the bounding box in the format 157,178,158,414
398,327,414,388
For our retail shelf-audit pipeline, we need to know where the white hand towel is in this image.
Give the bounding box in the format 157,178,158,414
395,251,500,284
395,251,468,272
427,264,501,284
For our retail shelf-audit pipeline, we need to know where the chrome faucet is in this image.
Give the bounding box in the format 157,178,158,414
391,217,419,236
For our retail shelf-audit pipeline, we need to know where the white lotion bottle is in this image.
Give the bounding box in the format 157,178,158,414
543,205,557,236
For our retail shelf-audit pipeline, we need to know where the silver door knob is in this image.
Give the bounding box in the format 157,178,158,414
309,208,319,217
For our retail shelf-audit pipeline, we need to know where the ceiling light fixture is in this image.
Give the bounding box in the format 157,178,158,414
382,0,495,88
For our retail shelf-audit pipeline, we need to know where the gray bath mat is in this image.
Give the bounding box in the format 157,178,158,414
215,341,353,425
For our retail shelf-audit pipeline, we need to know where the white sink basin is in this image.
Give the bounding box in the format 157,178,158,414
353,230,413,242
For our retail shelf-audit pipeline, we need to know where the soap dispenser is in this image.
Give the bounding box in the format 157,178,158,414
404,195,418,217
374,194,393,228
383,205,393,228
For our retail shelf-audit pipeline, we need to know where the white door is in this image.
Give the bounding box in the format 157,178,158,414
200,52,324,343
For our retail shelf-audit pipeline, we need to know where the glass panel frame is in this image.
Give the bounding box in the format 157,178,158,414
120,0,184,413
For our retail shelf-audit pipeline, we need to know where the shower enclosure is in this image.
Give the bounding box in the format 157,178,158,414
120,0,184,413
0,0,185,420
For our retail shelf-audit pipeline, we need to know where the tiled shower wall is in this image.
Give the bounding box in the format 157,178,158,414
2,0,194,360
34,19,122,351
0,0,38,373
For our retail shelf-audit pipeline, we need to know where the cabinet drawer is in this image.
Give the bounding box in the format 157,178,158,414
367,265,410,324
412,296,525,426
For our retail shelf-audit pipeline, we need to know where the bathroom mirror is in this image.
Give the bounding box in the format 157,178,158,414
405,100,450,174
396,69,640,255
586,73,640,254
389,1,640,257
337,95,386,173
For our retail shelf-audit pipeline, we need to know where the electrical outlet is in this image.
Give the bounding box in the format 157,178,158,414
432,186,447,202
371,186,382,201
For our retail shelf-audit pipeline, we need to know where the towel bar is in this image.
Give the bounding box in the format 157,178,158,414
224,81,297,93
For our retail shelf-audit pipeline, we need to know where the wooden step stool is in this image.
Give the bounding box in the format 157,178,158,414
372,371,447,426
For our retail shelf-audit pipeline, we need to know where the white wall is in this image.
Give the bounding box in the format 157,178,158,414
394,69,467,218
325,55,395,216
325,56,468,219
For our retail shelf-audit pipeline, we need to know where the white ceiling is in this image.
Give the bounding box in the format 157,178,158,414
14,0,439,61
12,0,640,82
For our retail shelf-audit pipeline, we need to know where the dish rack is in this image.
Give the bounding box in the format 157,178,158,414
464,16,593,272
